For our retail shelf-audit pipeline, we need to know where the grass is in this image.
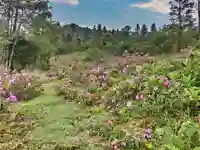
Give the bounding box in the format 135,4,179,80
8,79,111,149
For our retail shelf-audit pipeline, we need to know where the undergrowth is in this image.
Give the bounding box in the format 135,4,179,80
1,49,200,150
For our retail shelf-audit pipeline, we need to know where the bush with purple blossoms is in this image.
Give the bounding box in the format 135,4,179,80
53,49,200,149
0,68,43,104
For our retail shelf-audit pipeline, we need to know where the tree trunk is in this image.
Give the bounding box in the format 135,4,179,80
177,0,182,52
12,0,19,34
8,23,21,71
7,1,12,36
198,0,200,37
7,0,20,70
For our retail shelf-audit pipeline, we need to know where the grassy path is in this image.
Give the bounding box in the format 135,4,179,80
9,80,110,150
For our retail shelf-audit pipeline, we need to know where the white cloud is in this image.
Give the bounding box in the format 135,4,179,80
50,0,79,5
129,0,169,14
129,0,198,25
79,24,95,29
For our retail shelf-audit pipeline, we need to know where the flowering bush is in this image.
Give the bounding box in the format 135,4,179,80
53,47,200,149
87,66,109,87
103,78,138,110
0,68,43,103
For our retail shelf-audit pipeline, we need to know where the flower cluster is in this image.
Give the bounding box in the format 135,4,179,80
144,128,152,139
159,75,170,88
0,69,38,102
88,67,109,87
135,94,144,100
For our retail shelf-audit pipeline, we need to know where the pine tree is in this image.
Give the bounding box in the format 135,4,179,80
111,29,115,35
135,24,140,36
97,24,102,32
93,25,96,31
141,24,148,37
169,0,195,51
103,26,107,33
151,23,157,32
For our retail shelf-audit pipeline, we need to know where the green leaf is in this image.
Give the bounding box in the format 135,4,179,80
193,147,200,150
164,144,180,150
173,136,185,149
163,133,174,145
184,125,197,139
146,143,153,149
155,128,165,137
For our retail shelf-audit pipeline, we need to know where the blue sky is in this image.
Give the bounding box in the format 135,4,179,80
50,0,170,29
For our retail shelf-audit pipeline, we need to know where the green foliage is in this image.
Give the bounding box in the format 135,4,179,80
13,38,40,69
154,121,200,149
1,17,196,71
83,48,105,62
51,44,200,149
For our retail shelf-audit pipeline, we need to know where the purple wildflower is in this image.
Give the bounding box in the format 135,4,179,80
144,128,152,139
7,94,18,102
158,75,170,88
8,79,15,84
145,128,152,134
158,75,164,80
163,81,170,87
159,75,168,81
144,133,152,139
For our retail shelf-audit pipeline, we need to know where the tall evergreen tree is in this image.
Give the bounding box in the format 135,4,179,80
135,24,140,36
103,26,107,33
93,25,96,31
151,23,157,32
169,0,195,51
141,24,148,37
97,24,102,32
111,29,115,35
